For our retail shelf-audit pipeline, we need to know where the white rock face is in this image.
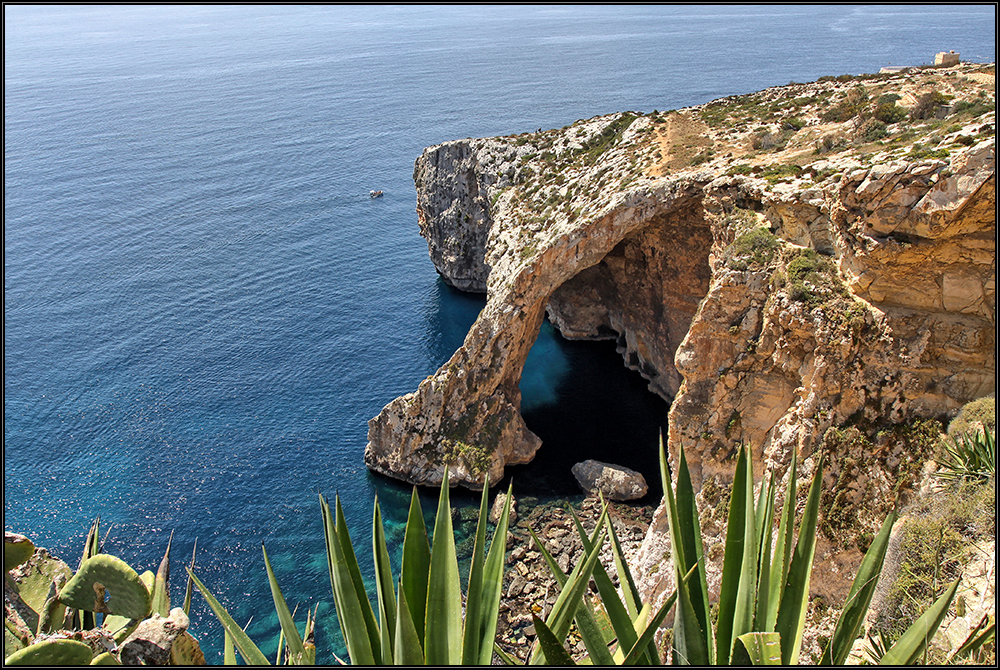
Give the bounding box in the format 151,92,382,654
571,460,649,501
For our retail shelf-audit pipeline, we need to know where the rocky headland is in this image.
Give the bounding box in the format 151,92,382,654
364,62,995,657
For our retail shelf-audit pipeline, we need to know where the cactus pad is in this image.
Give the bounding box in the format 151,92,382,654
59,554,150,620
4,638,94,666
4,533,35,573
169,631,206,665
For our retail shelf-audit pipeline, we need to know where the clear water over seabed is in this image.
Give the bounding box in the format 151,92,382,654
5,5,994,662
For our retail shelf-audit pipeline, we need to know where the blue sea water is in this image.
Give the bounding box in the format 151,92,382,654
5,4,994,662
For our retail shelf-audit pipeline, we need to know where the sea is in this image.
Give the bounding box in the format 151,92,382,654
4,4,995,663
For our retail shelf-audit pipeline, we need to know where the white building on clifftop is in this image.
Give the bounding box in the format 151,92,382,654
935,50,960,66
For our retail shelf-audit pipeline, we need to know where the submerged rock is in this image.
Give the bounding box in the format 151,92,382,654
571,460,648,501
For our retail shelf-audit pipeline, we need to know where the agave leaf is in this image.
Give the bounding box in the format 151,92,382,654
493,642,521,665
732,631,782,665
262,543,306,664
183,539,197,616
80,517,101,569
276,622,286,665
879,579,959,665
572,600,617,666
400,487,431,649
334,496,382,661
532,615,576,666
77,518,101,630
223,629,237,665
568,507,639,656
661,441,712,665
320,494,376,666
461,478,492,665
529,523,615,666
774,455,823,665
613,601,648,664
621,566,696,666
948,614,994,663
424,466,462,665
474,481,514,665
715,445,758,666
766,447,798,632
569,509,619,645
607,509,642,619
188,568,270,665
531,524,608,665
372,497,397,663
608,512,658,665
753,471,777,631
393,579,425,665
820,510,896,665
620,587,678,665
302,605,317,665
671,564,710,665
150,532,173,618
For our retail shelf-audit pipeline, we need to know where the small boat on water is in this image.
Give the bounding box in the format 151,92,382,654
369,190,384,198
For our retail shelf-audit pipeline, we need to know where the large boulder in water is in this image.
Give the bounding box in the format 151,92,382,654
571,460,648,501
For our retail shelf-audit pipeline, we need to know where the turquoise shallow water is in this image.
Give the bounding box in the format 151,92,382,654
4,5,994,662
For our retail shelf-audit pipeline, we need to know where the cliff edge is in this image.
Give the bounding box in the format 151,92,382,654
365,63,995,500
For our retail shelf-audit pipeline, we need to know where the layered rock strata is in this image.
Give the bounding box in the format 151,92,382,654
366,63,995,495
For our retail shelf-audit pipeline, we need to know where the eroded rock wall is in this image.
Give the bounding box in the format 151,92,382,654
366,67,996,513
365,162,709,487
547,199,714,400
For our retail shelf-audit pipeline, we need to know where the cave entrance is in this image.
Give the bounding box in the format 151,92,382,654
502,200,713,503
506,318,670,502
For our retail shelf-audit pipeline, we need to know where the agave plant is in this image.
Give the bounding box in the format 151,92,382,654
937,427,995,482
520,499,685,665
190,465,511,665
320,466,513,664
660,438,959,665
4,519,204,665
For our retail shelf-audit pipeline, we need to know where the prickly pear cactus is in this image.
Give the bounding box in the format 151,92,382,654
170,631,207,665
58,554,151,620
4,533,35,573
4,638,94,666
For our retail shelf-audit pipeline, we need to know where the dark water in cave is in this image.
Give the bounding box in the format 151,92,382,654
515,321,670,503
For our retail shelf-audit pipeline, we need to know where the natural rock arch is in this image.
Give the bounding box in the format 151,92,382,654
364,180,714,489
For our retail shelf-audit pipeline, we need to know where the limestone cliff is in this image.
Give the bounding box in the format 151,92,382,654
365,62,995,498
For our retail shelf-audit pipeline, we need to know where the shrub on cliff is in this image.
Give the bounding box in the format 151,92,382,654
871,478,995,660
947,395,996,438
726,226,779,269
873,102,907,124
857,118,888,142
910,90,953,121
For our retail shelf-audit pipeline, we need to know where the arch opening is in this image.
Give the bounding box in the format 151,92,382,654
508,319,670,501
502,203,714,500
